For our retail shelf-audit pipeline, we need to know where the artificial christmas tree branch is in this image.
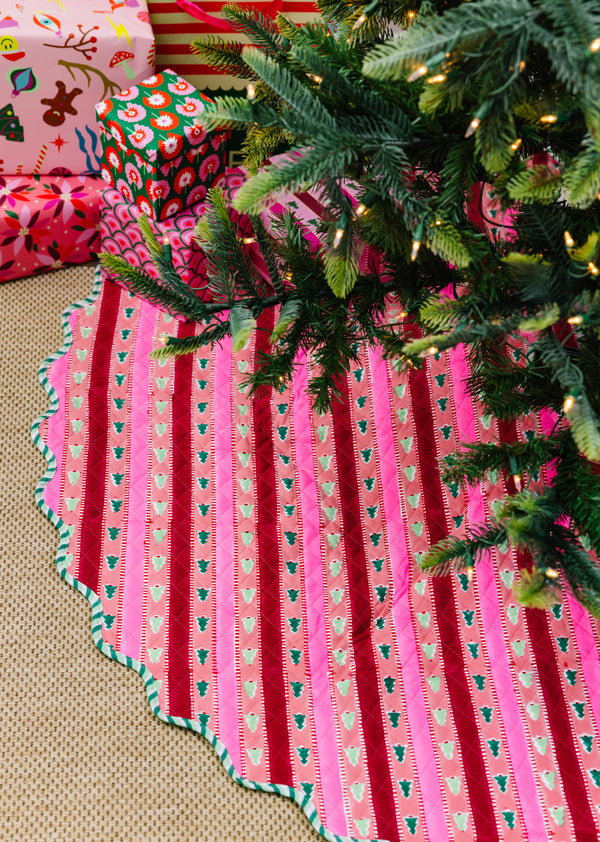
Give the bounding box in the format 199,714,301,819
100,0,600,616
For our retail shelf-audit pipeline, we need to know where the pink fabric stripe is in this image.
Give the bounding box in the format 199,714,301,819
292,353,347,835
538,409,600,732
448,345,546,835
213,336,241,771
367,345,449,841
43,311,79,514
119,300,158,662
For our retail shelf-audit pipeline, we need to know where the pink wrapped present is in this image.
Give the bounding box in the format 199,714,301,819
0,2,154,175
100,183,211,296
0,172,101,281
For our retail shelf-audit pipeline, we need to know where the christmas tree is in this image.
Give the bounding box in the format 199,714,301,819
101,0,600,616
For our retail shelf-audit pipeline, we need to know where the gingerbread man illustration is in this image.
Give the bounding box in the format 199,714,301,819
41,80,82,126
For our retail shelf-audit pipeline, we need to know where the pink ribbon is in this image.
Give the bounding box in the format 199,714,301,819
176,0,283,31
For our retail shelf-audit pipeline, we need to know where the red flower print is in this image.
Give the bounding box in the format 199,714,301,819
159,197,183,220
175,97,203,118
174,166,195,194
108,121,127,149
138,74,163,88
1,205,45,253
150,112,180,131
0,176,36,209
211,132,227,151
113,87,138,101
117,103,147,123
199,154,220,181
105,146,123,174
184,123,207,147
129,124,154,150
125,162,142,189
187,184,207,207
116,178,134,204
136,194,155,218
100,164,114,187
37,179,89,223
168,78,194,95
149,178,170,202
158,133,184,160
143,90,172,109
95,98,113,118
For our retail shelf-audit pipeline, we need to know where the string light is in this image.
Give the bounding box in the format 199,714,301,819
588,262,599,275
591,38,600,52
333,227,345,249
307,74,323,84
519,60,526,72
411,219,425,261
545,567,560,579
465,117,481,138
428,346,439,355
355,203,368,217
243,236,256,245
510,138,522,151
435,218,442,226
427,73,446,84
408,64,428,83
540,114,557,123
353,13,367,29
407,10,416,21
466,566,474,582
158,334,169,346
564,230,575,248
567,315,583,325
162,234,172,261
509,456,522,491
246,82,256,100
563,394,577,413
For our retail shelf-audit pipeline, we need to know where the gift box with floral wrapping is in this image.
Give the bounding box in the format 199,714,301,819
0,171,101,281
95,69,228,221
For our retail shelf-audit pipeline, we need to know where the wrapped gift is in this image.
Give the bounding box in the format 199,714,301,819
0,172,102,281
96,69,228,221
0,2,154,176
99,182,214,294
148,0,319,93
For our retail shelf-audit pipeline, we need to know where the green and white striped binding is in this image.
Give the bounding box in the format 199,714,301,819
31,264,356,842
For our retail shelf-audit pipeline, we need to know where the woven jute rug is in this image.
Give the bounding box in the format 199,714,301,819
0,263,320,842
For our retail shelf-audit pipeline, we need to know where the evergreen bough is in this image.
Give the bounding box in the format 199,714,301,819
100,0,600,617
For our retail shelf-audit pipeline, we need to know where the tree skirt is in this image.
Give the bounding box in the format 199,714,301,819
33,267,600,842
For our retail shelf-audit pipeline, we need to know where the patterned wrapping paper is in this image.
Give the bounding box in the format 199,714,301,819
0,0,154,176
100,182,215,292
0,172,101,281
96,70,228,220
147,0,319,93
34,175,600,841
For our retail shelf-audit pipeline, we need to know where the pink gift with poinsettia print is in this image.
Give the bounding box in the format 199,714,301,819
0,171,101,281
95,69,228,221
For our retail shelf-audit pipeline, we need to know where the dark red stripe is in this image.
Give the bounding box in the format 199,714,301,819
253,309,294,785
168,319,196,719
330,375,400,842
409,362,499,841
498,419,598,840
78,278,122,594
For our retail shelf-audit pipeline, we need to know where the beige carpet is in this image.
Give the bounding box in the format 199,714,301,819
0,263,321,842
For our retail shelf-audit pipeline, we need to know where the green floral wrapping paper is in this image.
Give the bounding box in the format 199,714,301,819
96,70,228,220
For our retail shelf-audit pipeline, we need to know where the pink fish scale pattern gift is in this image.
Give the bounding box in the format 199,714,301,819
34,185,600,841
